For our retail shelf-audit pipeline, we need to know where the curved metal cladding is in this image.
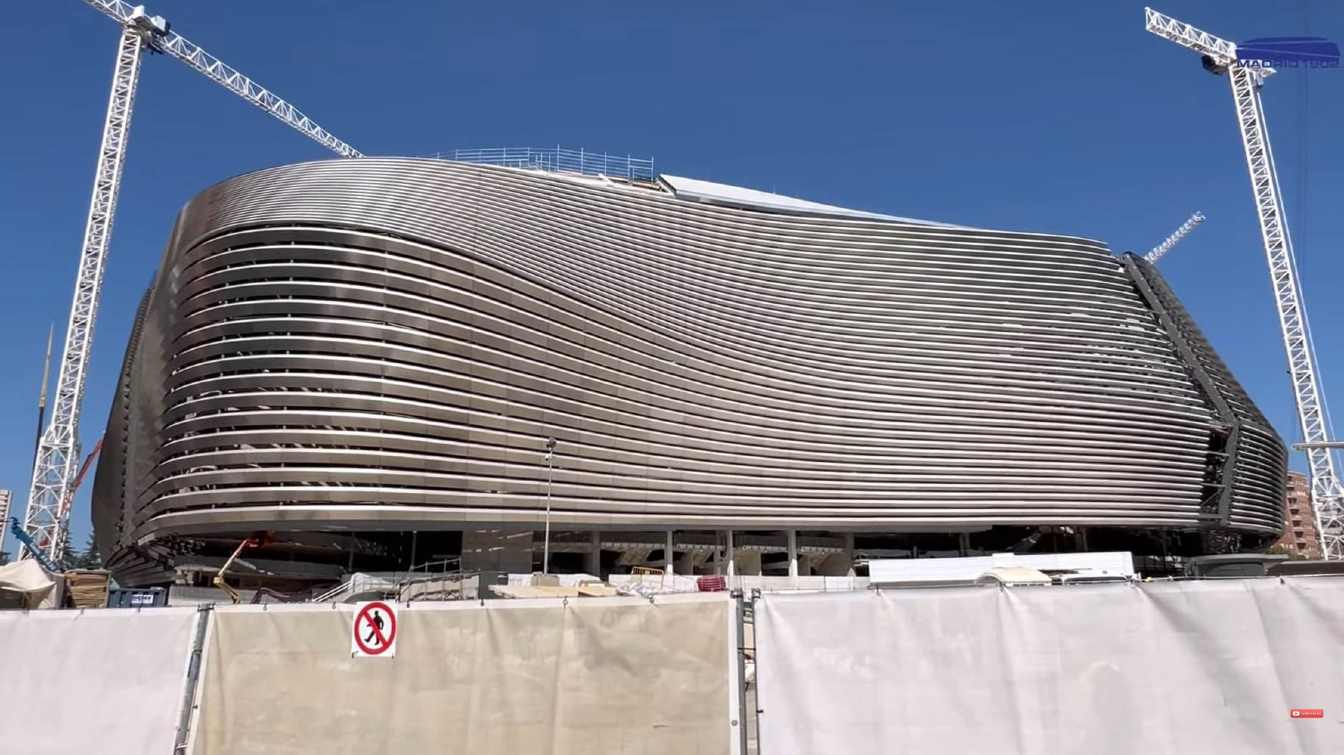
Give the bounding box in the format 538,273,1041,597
1124,255,1287,533
92,158,1285,568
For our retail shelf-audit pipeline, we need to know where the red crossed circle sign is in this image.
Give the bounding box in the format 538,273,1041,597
353,601,397,656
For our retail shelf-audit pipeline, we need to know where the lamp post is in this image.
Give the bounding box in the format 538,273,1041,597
543,437,556,573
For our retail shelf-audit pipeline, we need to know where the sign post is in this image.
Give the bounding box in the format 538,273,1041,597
351,601,398,658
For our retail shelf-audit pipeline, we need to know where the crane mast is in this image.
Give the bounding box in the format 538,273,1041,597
17,3,358,564
53,439,104,561
33,324,54,467
1146,7,1344,559
20,23,145,564
0,490,11,556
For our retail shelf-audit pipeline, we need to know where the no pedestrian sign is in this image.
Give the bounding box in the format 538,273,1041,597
351,601,398,658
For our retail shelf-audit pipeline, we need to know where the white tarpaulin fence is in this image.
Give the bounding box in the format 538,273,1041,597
5,577,1341,753
188,593,738,755
0,607,202,754
755,577,1344,755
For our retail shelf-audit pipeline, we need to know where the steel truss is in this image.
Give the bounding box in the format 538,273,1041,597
83,1,360,157
0,490,12,554
20,26,143,562
1145,211,1205,264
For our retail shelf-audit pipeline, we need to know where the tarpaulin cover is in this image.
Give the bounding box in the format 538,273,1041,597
0,607,200,754
0,558,57,607
757,577,1344,755
190,593,736,754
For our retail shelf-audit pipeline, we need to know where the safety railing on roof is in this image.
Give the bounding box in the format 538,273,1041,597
428,146,656,183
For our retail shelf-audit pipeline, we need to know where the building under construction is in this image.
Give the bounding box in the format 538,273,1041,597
7,5,1341,753
90,153,1286,585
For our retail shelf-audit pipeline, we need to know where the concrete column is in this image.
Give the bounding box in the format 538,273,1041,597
586,530,601,576
726,530,736,577
844,532,856,577
665,531,675,575
676,549,701,575
787,529,799,578
737,549,763,576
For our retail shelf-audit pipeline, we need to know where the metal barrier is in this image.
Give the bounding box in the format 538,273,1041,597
429,146,656,182
608,573,870,594
735,589,762,755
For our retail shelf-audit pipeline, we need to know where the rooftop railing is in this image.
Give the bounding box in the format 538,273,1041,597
429,146,656,183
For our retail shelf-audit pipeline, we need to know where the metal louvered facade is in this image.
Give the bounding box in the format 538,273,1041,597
91,158,1286,575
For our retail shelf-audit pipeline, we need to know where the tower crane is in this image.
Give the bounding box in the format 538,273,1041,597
52,439,103,561
1145,8,1344,559
16,2,360,564
1145,211,1206,264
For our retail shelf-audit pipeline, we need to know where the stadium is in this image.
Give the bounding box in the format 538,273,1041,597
91,154,1287,586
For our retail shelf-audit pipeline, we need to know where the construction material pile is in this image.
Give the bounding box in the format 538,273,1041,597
64,569,110,608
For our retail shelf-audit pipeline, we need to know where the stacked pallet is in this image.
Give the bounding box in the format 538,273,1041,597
64,570,110,608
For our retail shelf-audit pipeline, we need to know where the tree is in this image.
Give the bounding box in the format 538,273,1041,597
77,532,102,570
62,533,102,570
59,538,77,570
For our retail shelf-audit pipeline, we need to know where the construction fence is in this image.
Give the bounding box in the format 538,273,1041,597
756,577,1344,755
0,606,201,754
2,578,1343,754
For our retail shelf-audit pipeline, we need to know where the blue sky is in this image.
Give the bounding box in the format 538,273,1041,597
2,0,1342,554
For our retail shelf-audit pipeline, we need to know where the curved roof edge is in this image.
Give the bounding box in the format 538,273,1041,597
659,174,972,229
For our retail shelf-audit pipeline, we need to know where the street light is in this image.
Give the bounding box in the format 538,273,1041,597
543,437,556,573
